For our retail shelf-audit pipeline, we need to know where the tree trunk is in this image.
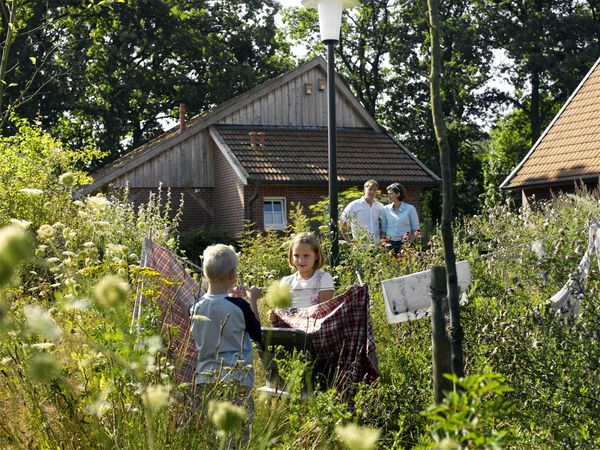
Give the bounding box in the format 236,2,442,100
530,69,541,145
0,0,18,125
427,0,464,379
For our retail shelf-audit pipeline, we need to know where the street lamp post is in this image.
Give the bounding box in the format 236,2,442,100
301,0,358,267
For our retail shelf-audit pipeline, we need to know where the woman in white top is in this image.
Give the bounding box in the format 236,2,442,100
280,232,334,309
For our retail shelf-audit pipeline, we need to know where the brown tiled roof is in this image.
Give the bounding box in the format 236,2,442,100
502,59,600,189
213,125,439,186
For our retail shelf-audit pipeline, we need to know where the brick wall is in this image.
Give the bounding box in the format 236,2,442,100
246,183,423,231
248,184,328,230
523,179,599,202
125,180,423,235
404,185,423,217
127,187,214,231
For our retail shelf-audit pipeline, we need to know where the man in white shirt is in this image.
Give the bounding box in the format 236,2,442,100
340,179,384,245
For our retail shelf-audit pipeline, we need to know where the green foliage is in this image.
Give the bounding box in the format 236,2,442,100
2,0,292,159
0,118,105,227
419,373,514,449
178,227,235,265
482,0,600,143
1,124,599,448
479,108,531,205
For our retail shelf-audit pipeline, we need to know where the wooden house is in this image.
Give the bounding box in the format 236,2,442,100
84,57,440,235
501,58,600,202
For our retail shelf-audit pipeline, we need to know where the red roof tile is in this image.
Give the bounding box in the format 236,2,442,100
213,125,439,186
503,59,600,189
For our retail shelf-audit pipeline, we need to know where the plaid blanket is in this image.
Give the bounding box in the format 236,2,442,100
271,284,379,389
138,238,201,383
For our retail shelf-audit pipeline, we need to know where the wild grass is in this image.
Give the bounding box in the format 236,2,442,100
0,122,598,448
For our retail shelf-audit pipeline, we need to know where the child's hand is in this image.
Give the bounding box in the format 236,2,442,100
267,309,276,323
245,286,262,302
228,285,245,298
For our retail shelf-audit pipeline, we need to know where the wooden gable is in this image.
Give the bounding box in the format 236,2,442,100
85,57,382,193
217,64,372,128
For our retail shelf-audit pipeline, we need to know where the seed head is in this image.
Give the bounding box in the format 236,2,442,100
28,353,62,383
209,400,247,433
24,304,62,342
142,384,171,414
59,172,75,187
335,423,380,450
9,219,32,229
36,224,56,242
0,226,34,285
264,280,292,309
93,275,129,308
438,438,459,450
87,195,110,210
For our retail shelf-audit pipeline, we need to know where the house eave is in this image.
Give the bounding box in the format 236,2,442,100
501,174,600,190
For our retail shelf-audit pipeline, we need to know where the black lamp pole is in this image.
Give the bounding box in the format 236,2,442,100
325,40,339,267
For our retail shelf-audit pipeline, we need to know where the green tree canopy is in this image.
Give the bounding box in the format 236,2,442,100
1,0,292,164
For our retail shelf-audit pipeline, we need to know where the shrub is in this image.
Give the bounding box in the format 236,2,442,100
178,227,236,265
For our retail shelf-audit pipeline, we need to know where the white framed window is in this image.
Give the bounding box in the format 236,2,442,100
263,197,287,230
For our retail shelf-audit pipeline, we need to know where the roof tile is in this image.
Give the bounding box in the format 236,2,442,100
505,59,600,188
213,125,438,185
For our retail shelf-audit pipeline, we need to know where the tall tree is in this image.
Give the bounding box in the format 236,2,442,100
282,0,499,217
485,0,600,145
1,0,292,162
427,0,464,380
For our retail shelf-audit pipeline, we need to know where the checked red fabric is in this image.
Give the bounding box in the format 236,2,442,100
271,284,379,388
141,239,202,383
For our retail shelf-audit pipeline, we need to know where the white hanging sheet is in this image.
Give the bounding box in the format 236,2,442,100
550,222,600,313
381,260,471,324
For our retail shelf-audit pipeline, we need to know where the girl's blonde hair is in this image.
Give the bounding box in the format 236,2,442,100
287,232,325,270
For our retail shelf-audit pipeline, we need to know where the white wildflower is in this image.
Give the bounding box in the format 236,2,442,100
63,277,77,287
143,335,163,354
63,228,77,240
87,387,113,418
531,240,544,259
18,188,43,196
9,219,32,229
209,400,247,434
105,243,126,258
87,195,110,210
142,384,171,414
63,298,90,311
24,304,62,342
37,224,56,242
93,275,129,308
335,423,380,450
30,342,55,350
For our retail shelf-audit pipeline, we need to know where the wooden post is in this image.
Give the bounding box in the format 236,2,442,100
430,266,453,403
